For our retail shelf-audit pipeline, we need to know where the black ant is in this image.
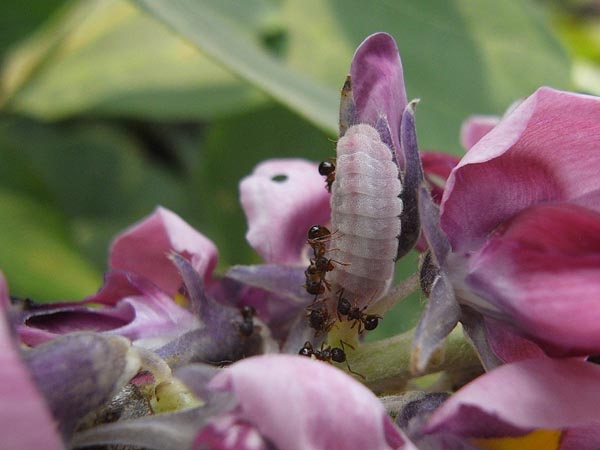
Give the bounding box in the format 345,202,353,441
318,158,336,192
305,303,335,335
307,225,333,259
336,290,382,334
238,305,257,337
298,340,365,379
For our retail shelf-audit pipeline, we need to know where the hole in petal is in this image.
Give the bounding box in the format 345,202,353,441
271,174,288,183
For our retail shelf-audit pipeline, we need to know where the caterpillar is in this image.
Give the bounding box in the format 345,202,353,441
327,124,403,305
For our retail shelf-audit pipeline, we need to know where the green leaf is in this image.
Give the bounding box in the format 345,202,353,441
0,189,101,300
1,0,266,120
0,117,189,269
132,0,571,153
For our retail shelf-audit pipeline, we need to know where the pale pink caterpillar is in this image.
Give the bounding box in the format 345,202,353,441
328,124,402,305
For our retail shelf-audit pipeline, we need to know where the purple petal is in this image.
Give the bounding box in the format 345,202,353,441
482,317,547,364
239,159,331,264
397,101,424,259
18,271,199,348
157,255,264,367
110,207,218,296
466,203,600,355
0,273,65,450
424,358,600,440
459,115,500,150
209,354,410,450
350,32,407,155
23,332,141,438
412,272,461,374
442,87,600,252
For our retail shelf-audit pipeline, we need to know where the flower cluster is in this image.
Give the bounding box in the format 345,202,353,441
2,32,600,450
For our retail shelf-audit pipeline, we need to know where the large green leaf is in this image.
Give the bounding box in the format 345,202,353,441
0,190,101,300
0,117,189,273
0,0,266,120
132,0,571,153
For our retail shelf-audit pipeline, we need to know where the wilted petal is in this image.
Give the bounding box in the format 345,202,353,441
0,273,65,450
411,273,461,374
23,332,141,439
459,115,500,150
240,159,331,265
350,32,407,155
423,358,600,443
397,101,424,259
110,207,218,296
18,271,199,348
466,203,600,355
442,87,600,252
209,354,409,450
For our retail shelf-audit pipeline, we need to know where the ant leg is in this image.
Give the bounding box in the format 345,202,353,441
339,340,365,380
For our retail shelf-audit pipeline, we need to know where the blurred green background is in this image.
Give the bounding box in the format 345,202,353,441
0,0,594,337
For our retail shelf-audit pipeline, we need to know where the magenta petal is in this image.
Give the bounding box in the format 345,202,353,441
209,354,409,450
459,115,500,150
350,32,407,154
424,358,600,439
442,87,600,251
18,271,199,348
467,203,600,355
110,207,218,296
240,159,331,264
421,151,461,204
0,273,65,450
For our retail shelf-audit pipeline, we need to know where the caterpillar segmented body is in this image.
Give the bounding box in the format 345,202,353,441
328,124,402,304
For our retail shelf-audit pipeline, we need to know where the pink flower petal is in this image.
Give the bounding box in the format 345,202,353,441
483,318,547,364
424,358,600,440
110,207,218,296
442,87,600,252
421,151,461,203
0,273,65,450
459,115,500,150
209,354,409,450
240,159,331,264
467,203,600,355
350,32,407,154
19,271,198,348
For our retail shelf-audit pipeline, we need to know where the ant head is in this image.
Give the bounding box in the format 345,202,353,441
240,305,255,319
308,225,331,240
363,315,380,331
318,160,335,176
330,347,346,363
298,341,314,357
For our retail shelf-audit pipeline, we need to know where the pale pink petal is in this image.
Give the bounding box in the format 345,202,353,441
424,358,600,439
459,115,500,150
209,354,408,450
240,159,331,264
466,203,600,355
442,87,600,251
0,273,65,450
110,207,218,296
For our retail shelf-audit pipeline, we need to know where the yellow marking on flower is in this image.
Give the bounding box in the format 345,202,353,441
473,429,561,450
173,292,189,308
